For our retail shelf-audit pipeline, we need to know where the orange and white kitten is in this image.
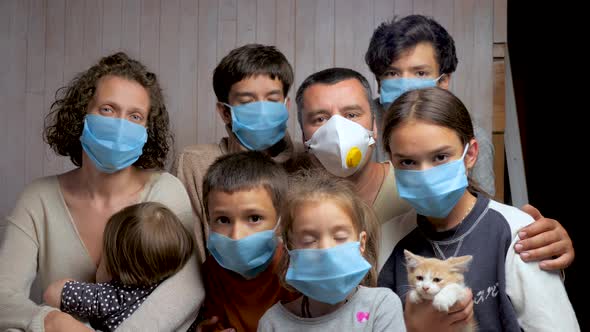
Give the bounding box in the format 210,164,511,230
404,250,477,332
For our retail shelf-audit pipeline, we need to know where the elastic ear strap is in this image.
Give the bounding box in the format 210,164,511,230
461,144,469,158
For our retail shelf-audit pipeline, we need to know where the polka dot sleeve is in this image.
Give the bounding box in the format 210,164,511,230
60,280,121,319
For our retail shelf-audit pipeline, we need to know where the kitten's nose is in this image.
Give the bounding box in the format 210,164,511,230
422,286,430,291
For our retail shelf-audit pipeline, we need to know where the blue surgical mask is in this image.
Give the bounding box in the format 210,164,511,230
286,241,371,305
207,228,278,278
80,114,148,173
223,101,289,151
395,145,469,218
379,75,443,105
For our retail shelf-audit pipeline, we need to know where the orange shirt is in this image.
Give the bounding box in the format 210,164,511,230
200,246,299,332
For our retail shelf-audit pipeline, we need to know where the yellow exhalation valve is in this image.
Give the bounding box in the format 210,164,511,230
345,147,362,168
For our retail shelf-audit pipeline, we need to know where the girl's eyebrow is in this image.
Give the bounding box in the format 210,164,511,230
393,145,455,158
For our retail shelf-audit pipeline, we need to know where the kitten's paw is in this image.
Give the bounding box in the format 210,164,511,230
432,292,457,312
408,290,422,304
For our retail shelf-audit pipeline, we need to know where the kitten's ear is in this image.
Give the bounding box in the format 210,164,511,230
448,255,473,273
404,250,422,271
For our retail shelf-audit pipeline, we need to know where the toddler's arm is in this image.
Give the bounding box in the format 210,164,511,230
43,278,74,308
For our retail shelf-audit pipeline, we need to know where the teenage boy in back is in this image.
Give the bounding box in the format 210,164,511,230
173,44,296,261
187,151,298,332
365,14,496,196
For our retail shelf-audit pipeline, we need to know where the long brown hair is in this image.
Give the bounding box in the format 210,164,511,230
381,87,489,196
278,169,380,289
103,202,194,286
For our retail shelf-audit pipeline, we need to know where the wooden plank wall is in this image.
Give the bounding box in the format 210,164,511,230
0,0,503,218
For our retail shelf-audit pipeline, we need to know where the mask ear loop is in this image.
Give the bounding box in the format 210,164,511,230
434,74,445,83
461,143,470,159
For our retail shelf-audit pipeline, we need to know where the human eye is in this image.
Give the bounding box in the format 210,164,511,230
214,216,231,224
312,115,328,124
334,234,350,243
344,112,359,120
299,236,317,247
248,215,264,223
129,113,144,122
99,106,114,114
434,154,449,164
382,70,399,79
399,159,416,168
236,98,255,105
416,71,429,78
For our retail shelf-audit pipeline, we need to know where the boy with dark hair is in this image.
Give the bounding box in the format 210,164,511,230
365,14,496,196
188,151,298,332
172,44,296,261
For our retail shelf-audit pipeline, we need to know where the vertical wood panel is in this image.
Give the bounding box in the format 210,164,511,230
43,0,66,178
334,0,374,92
374,0,394,35
413,0,433,16
256,0,276,45
1,0,28,216
62,0,86,173
64,0,85,83
140,0,160,72
394,0,413,17
102,0,123,54
237,0,256,45
275,0,297,137
159,0,181,163
494,0,507,43
24,0,46,184
432,0,454,90
473,0,494,135
196,0,218,143
314,0,334,72
293,0,315,142
121,0,141,57
177,0,199,148
216,0,237,141
84,0,103,65
0,0,10,219
452,0,475,119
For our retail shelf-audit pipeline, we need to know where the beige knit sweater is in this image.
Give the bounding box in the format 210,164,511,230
0,172,204,332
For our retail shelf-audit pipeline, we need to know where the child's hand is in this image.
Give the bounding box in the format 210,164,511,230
44,311,93,332
43,278,74,308
404,288,474,332
516,204,574,270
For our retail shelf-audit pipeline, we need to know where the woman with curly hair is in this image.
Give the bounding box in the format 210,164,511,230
0,52,204,332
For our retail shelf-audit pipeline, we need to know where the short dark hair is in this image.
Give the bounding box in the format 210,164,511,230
212,44,294,103
295,67,378,130
44,52,172,169
365,15,458,79
202,151,288,222
103,202,194,286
